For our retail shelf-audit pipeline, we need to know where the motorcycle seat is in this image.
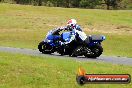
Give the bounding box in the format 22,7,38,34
89,35,105,41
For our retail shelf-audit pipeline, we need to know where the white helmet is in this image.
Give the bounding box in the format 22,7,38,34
67,19,77,27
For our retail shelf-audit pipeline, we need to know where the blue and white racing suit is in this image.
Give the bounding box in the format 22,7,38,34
61,25,87,45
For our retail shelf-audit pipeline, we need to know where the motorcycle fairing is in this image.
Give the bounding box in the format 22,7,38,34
61,32,71,42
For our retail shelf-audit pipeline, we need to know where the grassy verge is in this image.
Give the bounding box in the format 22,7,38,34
0,52,132,88
0,3,132,57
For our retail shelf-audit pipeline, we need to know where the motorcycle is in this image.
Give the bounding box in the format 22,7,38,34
38,28,105,58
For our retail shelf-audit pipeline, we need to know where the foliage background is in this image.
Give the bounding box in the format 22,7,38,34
0,0,132,9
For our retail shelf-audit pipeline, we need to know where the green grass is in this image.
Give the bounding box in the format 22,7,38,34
0,52,132,88
0,3,132,57
103,34,132,57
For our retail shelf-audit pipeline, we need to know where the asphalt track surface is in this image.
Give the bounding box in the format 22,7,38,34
0,46,132,66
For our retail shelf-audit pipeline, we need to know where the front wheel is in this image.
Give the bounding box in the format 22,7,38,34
38,41,53,54
84,44,103,58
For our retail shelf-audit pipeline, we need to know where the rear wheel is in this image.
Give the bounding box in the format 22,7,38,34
84,44,103,58
38,41,53,54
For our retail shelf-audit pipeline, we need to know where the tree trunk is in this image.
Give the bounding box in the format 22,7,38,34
38,0,42,6
16,0,20,4
107,3,110,10
104,0,110,10
65,0,70,8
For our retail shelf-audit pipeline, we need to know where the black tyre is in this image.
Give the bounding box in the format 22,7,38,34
58,48,64,56
84,44,103,58
38,41,53,54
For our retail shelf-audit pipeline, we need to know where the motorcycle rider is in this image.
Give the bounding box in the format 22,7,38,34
66,19,82,32
59,19,87,45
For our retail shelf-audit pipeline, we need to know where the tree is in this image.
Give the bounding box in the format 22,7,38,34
80,0,101,8
38,0,42,6
65,0,70,8
71,0,81,7
104,0,119,9
14,0,20,4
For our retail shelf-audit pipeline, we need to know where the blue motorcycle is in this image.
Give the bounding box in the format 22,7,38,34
38,28,105,58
